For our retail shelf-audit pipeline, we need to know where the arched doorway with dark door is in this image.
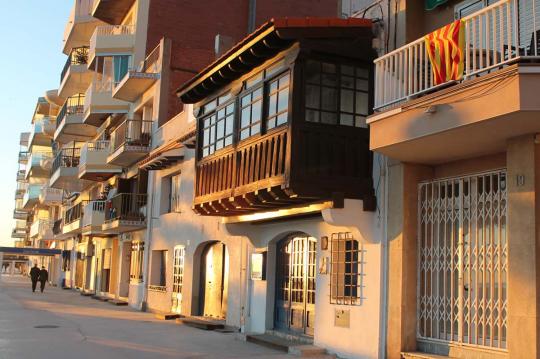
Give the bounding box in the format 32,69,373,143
274,233,317,336
198,241,229,319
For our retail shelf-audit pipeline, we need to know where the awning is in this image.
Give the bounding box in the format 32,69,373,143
426,0,448,10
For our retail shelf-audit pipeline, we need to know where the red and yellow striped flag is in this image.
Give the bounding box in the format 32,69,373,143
424,20,465,85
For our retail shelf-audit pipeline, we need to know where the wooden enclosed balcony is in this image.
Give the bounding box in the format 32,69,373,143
370,0,540,164
194,125,372,216
178,18,376,218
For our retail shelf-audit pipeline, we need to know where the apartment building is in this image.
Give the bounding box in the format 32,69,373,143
364,0,540,358
43,0,345,309
11,95,66,284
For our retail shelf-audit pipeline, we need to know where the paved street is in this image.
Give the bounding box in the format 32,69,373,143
0,275,289,359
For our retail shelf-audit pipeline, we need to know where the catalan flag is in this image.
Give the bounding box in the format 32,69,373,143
424,20,465,85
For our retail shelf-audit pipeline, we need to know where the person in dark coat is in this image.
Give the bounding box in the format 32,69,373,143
39,267,49,293
29,264,40,292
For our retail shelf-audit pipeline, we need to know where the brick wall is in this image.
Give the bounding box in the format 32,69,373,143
146,0,340,124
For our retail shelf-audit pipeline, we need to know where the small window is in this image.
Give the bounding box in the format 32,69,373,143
240,88,263,140
330,232,362,305
169,174,182,213
150,250,168,287
130,241,144,283
172,246,185,295
200,98,234,157
305,60,369,127
266,71,290,130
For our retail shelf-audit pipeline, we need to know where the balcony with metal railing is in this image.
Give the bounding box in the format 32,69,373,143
13,209,29,221
83,63,130,126
18,151,29,165
63,201,88,235
25,152,53,180
16,170,26,182
107,119,152,166
63,0,104,55
20,132,30,147
39,187,64,205
102,193,147,234
81,200,106,234
54,94,96,144
49,147,89,191
59,47,94,98
369,0,540,164
15,181,27,200
22,185,41,210
113,43,161,101
30,219,55,241
88,24,135,68
78,140,122,181
28,117,55,148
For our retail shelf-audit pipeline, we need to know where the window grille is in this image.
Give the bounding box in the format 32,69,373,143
330,232,363,305
130,241,144,282
418,170,508,350
172,246,185,295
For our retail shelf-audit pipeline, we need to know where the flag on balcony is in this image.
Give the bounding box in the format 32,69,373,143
424,20,465,85
425,0,448,10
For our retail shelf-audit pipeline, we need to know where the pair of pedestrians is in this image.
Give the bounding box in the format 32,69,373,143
29,264,48,293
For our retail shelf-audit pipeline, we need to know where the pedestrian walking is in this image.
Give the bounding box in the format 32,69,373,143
39,266,48,293
29,264,40,292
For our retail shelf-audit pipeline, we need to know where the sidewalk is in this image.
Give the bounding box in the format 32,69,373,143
0,275,290,359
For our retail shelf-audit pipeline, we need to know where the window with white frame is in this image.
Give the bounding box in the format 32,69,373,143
200,93,235,157
130,241,144,283
169,174,182,213
172,246,185,295
330,232,362,305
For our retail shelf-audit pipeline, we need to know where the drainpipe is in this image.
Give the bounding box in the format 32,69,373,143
141,171,155,312
378,154,389,359
248,0,257,33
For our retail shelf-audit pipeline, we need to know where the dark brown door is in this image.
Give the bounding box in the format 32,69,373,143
275,234,316,336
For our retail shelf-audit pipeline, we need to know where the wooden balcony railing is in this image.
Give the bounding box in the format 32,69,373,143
196,128,288,202
194,122,374,215
105,193,147,222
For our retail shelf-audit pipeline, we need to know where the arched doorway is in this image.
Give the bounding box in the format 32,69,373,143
274,233,317,336
199,242,229,319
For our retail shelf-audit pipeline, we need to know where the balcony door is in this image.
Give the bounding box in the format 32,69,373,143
171,246,185,314
418,171,508,350
275,234,317,336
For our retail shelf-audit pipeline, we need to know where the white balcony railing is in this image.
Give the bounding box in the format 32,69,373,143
95,25,135,36
374,0,540,110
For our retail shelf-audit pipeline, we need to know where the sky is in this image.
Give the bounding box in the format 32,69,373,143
0,2,72,246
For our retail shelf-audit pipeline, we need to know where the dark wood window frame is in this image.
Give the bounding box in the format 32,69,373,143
304,59,369,128
200,93,235,157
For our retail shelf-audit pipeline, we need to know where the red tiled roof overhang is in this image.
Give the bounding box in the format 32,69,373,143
176,17,373,104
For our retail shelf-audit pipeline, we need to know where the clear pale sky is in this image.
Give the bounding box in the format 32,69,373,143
0,2,72,246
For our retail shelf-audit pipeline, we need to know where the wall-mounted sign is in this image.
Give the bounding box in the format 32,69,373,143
250,252,266,281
